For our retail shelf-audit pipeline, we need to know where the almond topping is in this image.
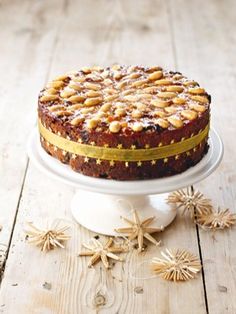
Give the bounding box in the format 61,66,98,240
117,81,127,89
109,121,121,133
123,95,138,102
173,97,186,105
190,95,209,104
151,99,171,108
132,110,143,118
86,90,102,97
54,75,68,81
104,94,118,102
167,116,183,128
131,79,148,87
189,103,206,113
46,88,58,95
54,110,73,117
148,71,163,81
154,79,172,86
84,82,101,91
40,95,59,102
48,81,64,89
81,107,94,114
135,102,147,111
158,92,177,99
100,103,112,112
84,97,103,107
166,85,184,93
68,83,83,91
87,118,100,129
153,110,166,118
183,81,198,87
81,66,91,74
181,110,198,120
48,105,65,111
188,88,206,94
132,122,143,132
115,108,126,117
67,104,83,111
70,116,85,126
156,118,169,128
60,89,76,98
165,106,178,114
67,95,85,103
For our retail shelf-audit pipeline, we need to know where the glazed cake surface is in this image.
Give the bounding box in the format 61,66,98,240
38,65,210,180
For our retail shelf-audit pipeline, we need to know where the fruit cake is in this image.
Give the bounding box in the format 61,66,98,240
38,65,210,180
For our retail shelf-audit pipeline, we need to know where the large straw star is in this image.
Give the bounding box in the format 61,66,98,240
115,210,163,252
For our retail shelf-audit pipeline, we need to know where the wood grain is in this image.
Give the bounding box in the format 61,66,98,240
0,0,235,313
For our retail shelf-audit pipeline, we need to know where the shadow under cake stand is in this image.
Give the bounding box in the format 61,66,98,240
28,129,223,236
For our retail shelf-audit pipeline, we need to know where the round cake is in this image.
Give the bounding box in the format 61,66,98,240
38,65,210,180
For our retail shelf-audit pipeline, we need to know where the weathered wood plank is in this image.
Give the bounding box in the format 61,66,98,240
168,0,236,313
0,0,207,313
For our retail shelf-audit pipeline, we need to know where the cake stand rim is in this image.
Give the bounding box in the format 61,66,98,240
27,128,223,195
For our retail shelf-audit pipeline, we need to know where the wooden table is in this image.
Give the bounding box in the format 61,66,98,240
0,0,235,313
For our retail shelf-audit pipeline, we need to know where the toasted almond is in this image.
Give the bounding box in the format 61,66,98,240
73,76,86,83
165,106,178,114
111,64,121,71
148,70,163,81
53,75,68,81
70,116,85,126
101,70,109,79
104,88,116,95
67,104,83,111
166,85,184,93
151,99,171,108
87,118,100,129
155,118,169,128
103,79,113,86
131,79,148,87
67,95,85,103
48,105,65,111
190,95,209,104
60,89,76,98
96,111,107,118
48,81,65,89
132,110,143,118
167,116,183,128
84,97,103,106
84,82,101,91
100,103,112,112
117,80,128,89
154,79,172,86
181,110,198,120
143,86,157,93
91,65,103,72
115,108,126,117
109,121,121,133
135,102,147,111
183,81,198,87
189,103,206,113
132,122,143,132
153,110,166,118
54,110,73,117
188,88,206,94
139,93,152,99
146,66,162,73
158,92,177,99
40,95,59,102
86,90,102,97
123,95,138,102
81,66,91,74
126,72,141,80
113,71,123,80
173,74,183,80
104,94,118,102
46,88,58,95
68,83,83,91
81,107,94,114
122,89,134,96
172,97,186,105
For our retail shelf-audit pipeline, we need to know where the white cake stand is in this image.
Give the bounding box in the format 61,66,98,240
27,129,223,235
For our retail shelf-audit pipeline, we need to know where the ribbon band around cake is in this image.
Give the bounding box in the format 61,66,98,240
38,119,209,162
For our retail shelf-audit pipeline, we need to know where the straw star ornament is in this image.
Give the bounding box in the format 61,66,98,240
25,221,70,252
151,248,201,282
79,237,126,269
167,186,213,218
115,210,163,252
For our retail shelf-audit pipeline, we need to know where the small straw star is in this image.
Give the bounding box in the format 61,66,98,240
79,237,126,269
115,210,163,253
151,248,201,282
167,186,213,219
25,221,70,252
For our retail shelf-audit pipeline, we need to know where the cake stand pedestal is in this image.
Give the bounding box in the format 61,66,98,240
27,129,223,236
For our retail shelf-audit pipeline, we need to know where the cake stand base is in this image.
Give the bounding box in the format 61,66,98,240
71,191,176,236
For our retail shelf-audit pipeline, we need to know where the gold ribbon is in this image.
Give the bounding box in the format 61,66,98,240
38,119,209,161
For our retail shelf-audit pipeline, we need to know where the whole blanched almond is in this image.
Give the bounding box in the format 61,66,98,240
84,82,101,91
104,94,118,102
81,66,91,74
46,88,58,95
67,104,83,111
48,81,65,89
131,79,148,87
132,122,143,132
40,95,59,102
70,116,85,126
189,103,206,113
68,83,83,91
166,85,184,93
126,72,141,79
153,110,166,118
156,118,169,128
81,107,94,114
84,97,103,106
123,95,138,102
122,89,134,96
165,106,178,114
54,75,69,81
181,110,198,120
109,121,121,133
154,79,172,86
151,99,171,108
188,88,206,94
132,110,143,118
87,118,100,129
54,110,73,117
67,95,85,103
60,89,76,98
73,76,86,83
135,102,147,111
117,81,128,89
115,108,126,117
158,92,177,99
48,105,65,111
86,90,102,97
139,93,152,99
173,97,186,105
190,95,209,104
183,81,198,87
148,71,163,81
100,103,112,112
167,116,183,128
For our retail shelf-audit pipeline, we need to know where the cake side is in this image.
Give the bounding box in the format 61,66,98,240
38,65,210,180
